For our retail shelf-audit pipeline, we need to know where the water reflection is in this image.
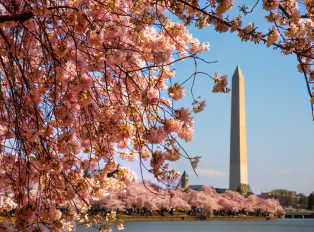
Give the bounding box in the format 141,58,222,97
73,219,314,232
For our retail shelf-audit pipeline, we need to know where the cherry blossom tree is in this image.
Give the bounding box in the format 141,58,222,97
200,186,221,199
170,196,191,212
101,194,125,212
0,0,228,230
221,190,245,212
243,195,255,212
217,197,234,211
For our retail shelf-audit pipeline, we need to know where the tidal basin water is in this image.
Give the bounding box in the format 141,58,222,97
75,219,314,232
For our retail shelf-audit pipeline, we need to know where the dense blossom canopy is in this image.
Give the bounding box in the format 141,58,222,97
0,0,312,231
90,183,285,218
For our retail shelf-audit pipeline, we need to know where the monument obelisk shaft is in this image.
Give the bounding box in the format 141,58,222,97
229,66,248,190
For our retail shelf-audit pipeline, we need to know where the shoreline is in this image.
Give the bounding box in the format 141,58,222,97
0,215,278,227
116,215,278,222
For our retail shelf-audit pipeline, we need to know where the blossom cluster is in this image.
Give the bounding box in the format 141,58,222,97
212,72,231,93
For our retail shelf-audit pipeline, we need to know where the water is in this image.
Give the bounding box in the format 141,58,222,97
74,219,314,232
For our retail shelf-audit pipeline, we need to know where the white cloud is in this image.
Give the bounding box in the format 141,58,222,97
275,169,291,175
203,161,216,165
282,169,291,173
191,169,228,177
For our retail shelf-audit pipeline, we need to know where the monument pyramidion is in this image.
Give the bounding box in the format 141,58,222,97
229,66,248,190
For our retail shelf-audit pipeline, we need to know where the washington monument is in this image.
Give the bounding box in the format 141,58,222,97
229,66,248,190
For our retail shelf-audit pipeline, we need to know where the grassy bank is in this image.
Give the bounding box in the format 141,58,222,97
116,212,277,222
117,215,278,222
0,213,277,227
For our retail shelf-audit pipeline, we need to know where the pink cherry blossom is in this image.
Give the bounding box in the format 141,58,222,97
193,100,206,113
168,83,186,101
263,0,280,11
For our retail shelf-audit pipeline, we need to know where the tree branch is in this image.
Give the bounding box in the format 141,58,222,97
0,12,34,23
11,0,19,12
279,4,291,18
0,28,11,48
0,6,80,24
176,0,232,27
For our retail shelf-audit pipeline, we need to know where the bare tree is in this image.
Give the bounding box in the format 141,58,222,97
270,189,296,207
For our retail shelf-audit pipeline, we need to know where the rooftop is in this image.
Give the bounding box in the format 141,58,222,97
189,185,228,193
182,170,188,177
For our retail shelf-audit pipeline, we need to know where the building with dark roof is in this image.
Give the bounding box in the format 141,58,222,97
189,185,203,191
189,185,227,194
181,171,227,193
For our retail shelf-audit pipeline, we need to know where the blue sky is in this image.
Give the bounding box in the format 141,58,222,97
119,1,314,195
